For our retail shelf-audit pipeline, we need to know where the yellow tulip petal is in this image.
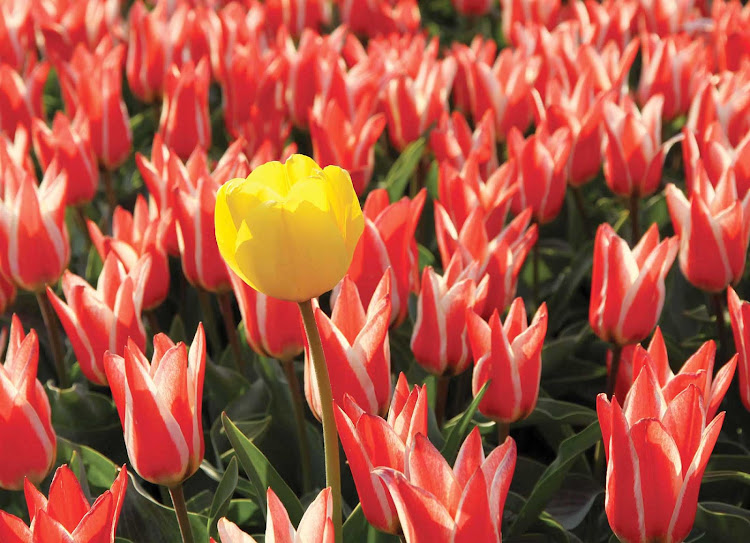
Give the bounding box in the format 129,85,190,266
234,199,348,302
215,181,240,277
284,155,321,188
225,179,282,229
322,165,364,258
245,161,290,197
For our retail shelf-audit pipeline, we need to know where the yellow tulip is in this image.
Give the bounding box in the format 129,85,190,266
215,155,364,302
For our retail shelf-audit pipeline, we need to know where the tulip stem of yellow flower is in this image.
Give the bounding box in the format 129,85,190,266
217,292,246,374
298,300,342,543
628,194,640,244
497,421,510,445
36,292,70,389
711,292,729,364
169,483,195,543
281,357,313,494
605,344,623,399
196,288,222,361
435,375,450,428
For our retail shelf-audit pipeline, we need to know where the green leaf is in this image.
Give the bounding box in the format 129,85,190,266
221,413,304,525
702,470,750,487
693,502,750,540
440,381,489,465
382,138,426,201
342,504,400,542
207,457,239,538
514,398,598,428
507,421,601,538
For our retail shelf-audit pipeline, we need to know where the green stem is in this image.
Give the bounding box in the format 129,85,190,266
196,288,222,360
572,186,592,239
532,241,540,306
74,206,92,249
144,310,161,337
606,344,623,399
497,421,510,445
168,484,195,543
628,194,640,244
435,375,450,428
298,300,342,543
217,292,246,373
101,169,117,217
36,292,70,388
711,292,729,364
281,358,313,494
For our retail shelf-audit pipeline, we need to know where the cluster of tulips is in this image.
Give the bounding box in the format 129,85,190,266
1,0,750,542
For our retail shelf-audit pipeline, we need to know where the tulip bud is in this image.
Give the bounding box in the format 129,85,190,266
338,0,421,37
467,299,548,423
266,0,331,37
665,174,750,293
590,223,678,346
104,325,206,487
15,464,127,542
508,123,572,224
727,287,750,411
0,60,49,138
87,195,171,311
430,110,498,180
452,0,494,15
31,113,98,206
411,254,486,376
305,273,392,419
218,487,333,543
229,270,305,362
346,189,426,326
334,374,428,534
500,0,560,44
0,0,35,72
597,364,725,543
0,161,69,292
0,316,56,490
376,428,516,541
47,254,149,385
159,59,212,160
215,155,364,302
126,1,167,102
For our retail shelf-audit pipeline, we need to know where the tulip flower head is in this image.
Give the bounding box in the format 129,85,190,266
589,223,678,346
376,428,516,543
0,316,56,490
104,325,206,487
216,155,364,302
334,374,428,534
467,299,548,423
217,487,333,543
0,464,128,542
597,364,725,543
727,287,750,411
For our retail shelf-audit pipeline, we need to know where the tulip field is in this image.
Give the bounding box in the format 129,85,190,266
3,0,750,541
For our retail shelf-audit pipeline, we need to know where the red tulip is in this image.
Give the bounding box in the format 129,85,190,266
452,0,493,16
266,0,331,37
382,46,456,151
63,39,131,170
174,175,232,293
608,328,736,420
690,122,750,199
87,195,171,311
159,59,212,160
665,171,750,292
305,273,392,419
727,287,750,411
334,373,428,534
0,60,49,138
636,0,700,35
229,270,305,362
687,74,750,149
310,97,386,195
125,1,168,102
104,325,206,487
376,428,516,542
467,299,547,423
31,112,98,206
431,110,498,181
347,189,426,326
572,0,637,52
0,0,34,72
0,315,56,490
0,161,69,292
597,364,725,543
337,0,421,37
47,254,149,386
603,95,679,198
434,203,538,317
590,223,678,346
0,270,14,315
217,487,333,543
0,464,127,542
0,124,34,175
500,0,560,44
411,254,486,377
637,34,708,121
508,122,572,223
